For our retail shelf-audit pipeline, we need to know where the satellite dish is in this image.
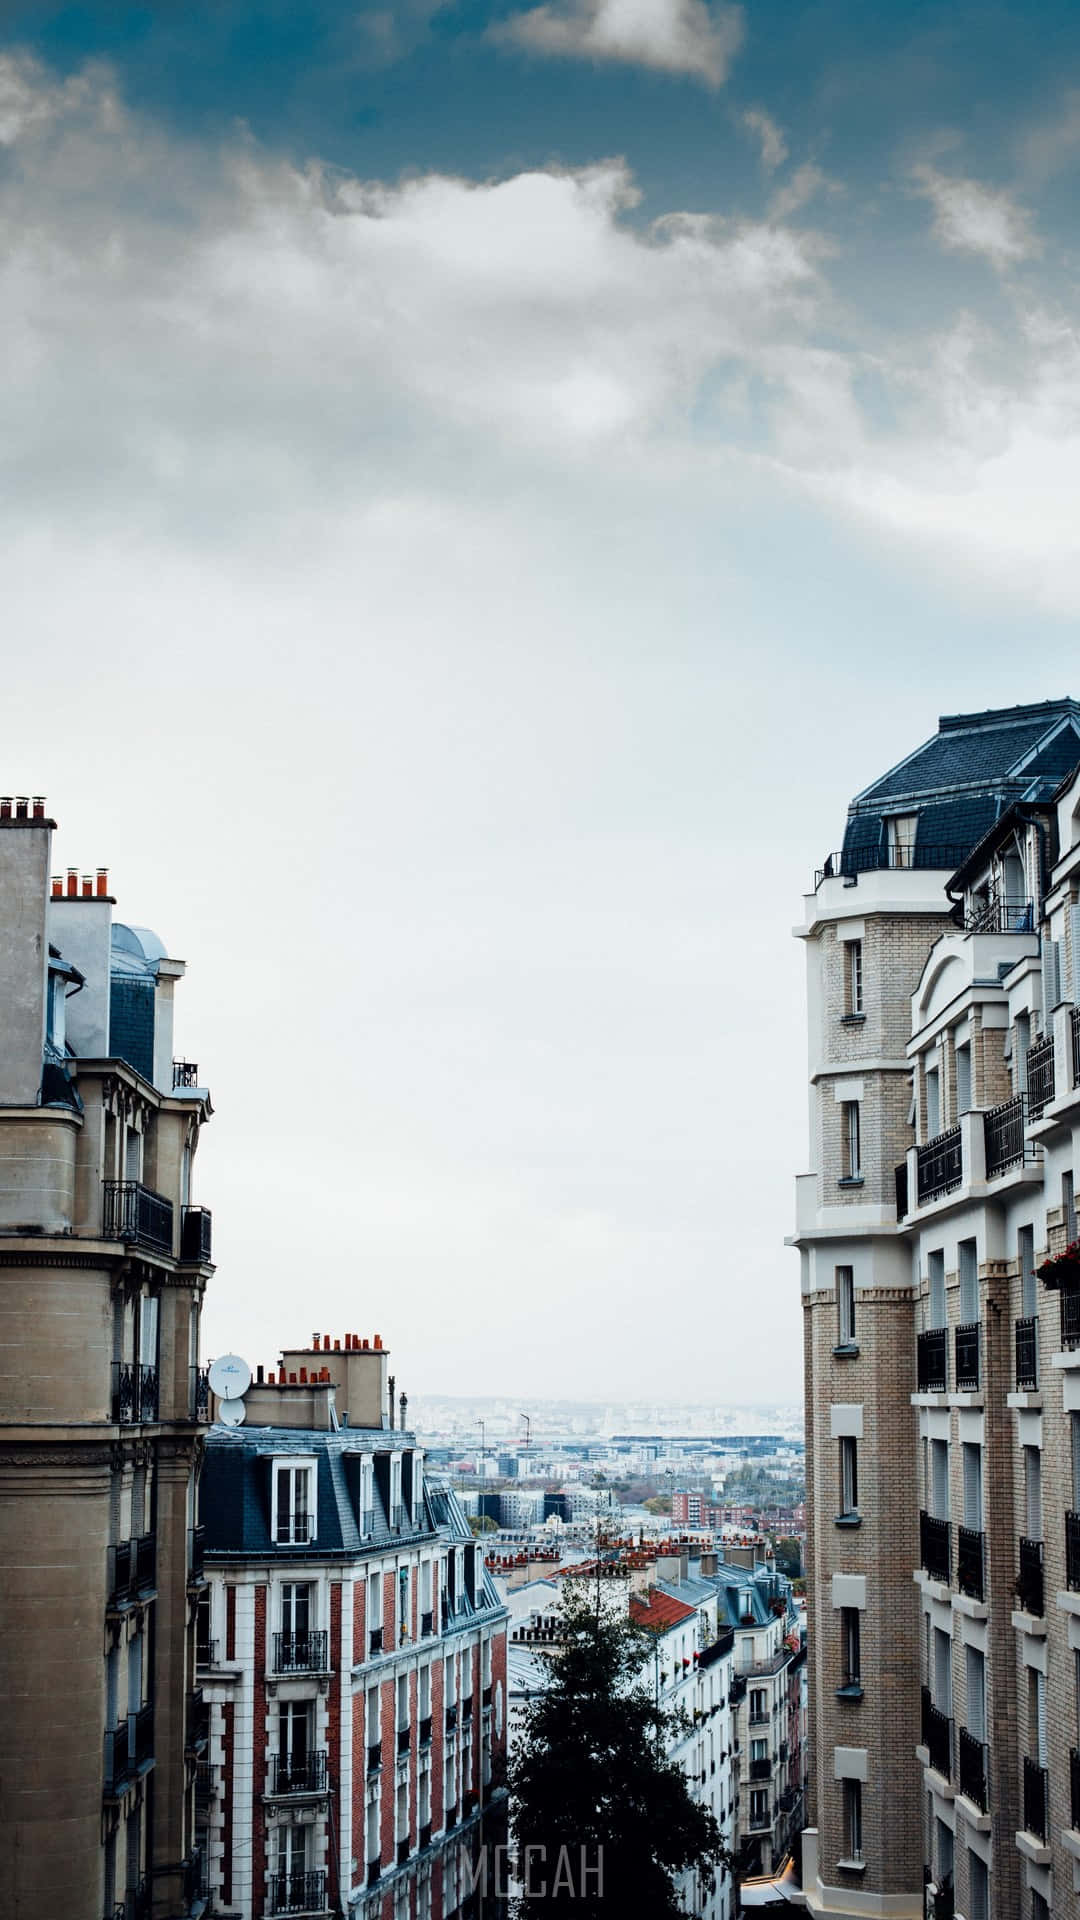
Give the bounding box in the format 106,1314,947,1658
208,1354,251,1399
218,1397,247,1427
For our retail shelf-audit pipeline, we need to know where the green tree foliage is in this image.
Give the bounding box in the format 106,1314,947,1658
771,1535,803,1577
468,1514,498,1535
509,1589,728,1917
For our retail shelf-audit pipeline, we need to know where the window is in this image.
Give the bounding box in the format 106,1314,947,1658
1032,1892,1050,1920
962,1444,982,1531
837,1267,856,1346
841,1608,861,1689
928,1250,946,1329
1020,1225,1037,1319
273,1462,315,1545
842,1779,862,1862
1015,1011,1030,1091
839,1437,858,1517
399,1566,411,1642
935,1817,953,1892
1025,1447,1042,1538
956,1043,972,1116
1027,1668,1047,1766
930,1438,949,1520
845,941,864,1016
281,1582,311,1636
965,1645,986,1743
887,814,918,869
1066,1171,1078,1247
1072,1414,1080,1508
276,1823,310,1879
842,1103,861,1181
959,1239,978,1324
968,1851,988,1920
926,1066,941,1139
933,1626,951,1713
751,1736,768,1763
749,1787,769,1829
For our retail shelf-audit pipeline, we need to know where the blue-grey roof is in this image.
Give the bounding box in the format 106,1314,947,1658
841,701,1080,872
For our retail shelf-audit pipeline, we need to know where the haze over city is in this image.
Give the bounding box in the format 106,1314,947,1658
5,1,1080,1400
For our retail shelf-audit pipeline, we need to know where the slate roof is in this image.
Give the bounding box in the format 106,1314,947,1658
840,700,1080,873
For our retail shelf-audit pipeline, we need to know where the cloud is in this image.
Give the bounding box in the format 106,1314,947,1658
495,0,744,87
911,164,1039,268
741,107,787,173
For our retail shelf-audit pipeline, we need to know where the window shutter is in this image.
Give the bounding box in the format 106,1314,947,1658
1071,905,1080,996
1043,938,1062,1019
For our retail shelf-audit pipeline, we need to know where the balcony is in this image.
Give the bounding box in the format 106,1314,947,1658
189,1364,210,1421
195,1637,218,1673
1071,1746,1080,1830
917,1328,948,1393
1068,1511,1080,1589
111,1361,160,1424
954,1321,980,1392
746,1801,773,1833
367,1741,381,1775
984,1093,1027,1177
920,1687,951,1781
919,1511,951,1585
267,1870,327,1916
172,1059,200,1089
103,1180,173,1255
814,842,974,887
269,1751,328,1796
1027,1035,1055,1120
107,1531,155,1608
964,893,1035,934
749,1758,771,1780
1023,1756,1048,1841
957,1728,988,1811
104,1706,154,1797
186,1689,209,1756
180,1206,213,1264
273,1631,328,1674
1015,1315,1038,1390
957,1526,984,1601
1017,1537,1044,1616
1062,1287,1080,1352
916,1128,962,1205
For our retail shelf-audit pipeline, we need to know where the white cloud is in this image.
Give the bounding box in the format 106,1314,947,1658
495,0,744,87
912,163,1039,268
741,107,787,172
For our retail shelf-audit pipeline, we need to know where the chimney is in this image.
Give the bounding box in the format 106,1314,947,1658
15,797,28,821
81,875,92,898
32,797,45,821
373,1334,383,1350
96,869,108,897
399,1391,408,1429
256,1364,265,1384
66,869,78,896
51,876,62,898
0,799,11,821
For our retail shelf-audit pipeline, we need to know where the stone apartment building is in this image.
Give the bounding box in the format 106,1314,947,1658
197,1331,509,1919
0,796,216,1919
793,700,1080,1919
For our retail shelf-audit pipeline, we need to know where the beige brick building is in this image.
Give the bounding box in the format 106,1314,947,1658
792,702,1080,1920
0,798,215,1919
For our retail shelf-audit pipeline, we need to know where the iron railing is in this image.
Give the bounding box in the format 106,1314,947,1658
1027,1035,1055,1119
750,1757,771,1780
814,843,973,889
1017,1537,1044,1616
111,1362,159,1424
896,1161,909,1221
957,1526,984,1602
917,1327,948,1392
958,1728,988,1811
185,1689,209,1755
963,894,1035,934
180,1206,213,1263
921,1688,952,1780
267,1870,327,1916
103,1180,173,1254
273,1631,328,1674
920,1511,951,1584
955,1321,980,1392
269,1750,328,1795
1023,1756,1048,1840
1073,1006,1080,1087
1071,1746,1080,1830
189,1364,210,1421
172,1059,200,1088
195,1637,218,1672
107,1532,155,1606
1063,1288,1080,1351
917,1128,962,1204
1016,1315,1038,1389
984,1094,1027,1176
1068,1511,1080,1589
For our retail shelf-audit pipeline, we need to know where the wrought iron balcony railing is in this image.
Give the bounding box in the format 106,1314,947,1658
269,1750,328,1796
917,1327,948,1393
917,1128,962,1204
111,1362,159,1424
107,1532,156,1606
189,1364,210,1421
1063,1287,1080,1352
957,1526,984,1602
984,1093,1027,1176
964,893,1035,934
1023,1756,1048,1840
895,1161,908,1221
1068,1511,1080,1590
1073,1006,1080,1087
103,1180,173,1255
195,1638,218,1672
749,1757,771,1780
921,1687,952,1780
273,1631,328,1674
920,1511,951,1584
814,842,974,888
1071,1745,1080,1831
180,1206,213,1263
1015,1315,1038,1390
185,1689,209,1755
958,1728,988,1811
955,1321,980,1392
1017,1537,1044,1616
267,1870,327,1916
1027,1035,1055,1119
172,1059,200,1088
188,1524,205,1583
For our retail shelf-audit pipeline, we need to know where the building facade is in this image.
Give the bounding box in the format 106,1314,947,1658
0,796,215,1920
198,1333,509,1919
793,701,1080,1919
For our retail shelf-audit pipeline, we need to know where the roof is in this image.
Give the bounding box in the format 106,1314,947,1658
840,700,1080,873
629,1590,697,1633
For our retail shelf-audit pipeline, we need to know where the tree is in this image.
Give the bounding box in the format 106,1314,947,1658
772,1535,802,1577
468,1514,497,1535
642,1494,672,1515
509,1588,728,1917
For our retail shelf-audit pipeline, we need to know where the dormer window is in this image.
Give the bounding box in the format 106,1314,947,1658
273,1458,316,1545
886,814,918,870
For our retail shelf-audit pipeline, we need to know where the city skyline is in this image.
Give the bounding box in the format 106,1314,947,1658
5,4,1080,1398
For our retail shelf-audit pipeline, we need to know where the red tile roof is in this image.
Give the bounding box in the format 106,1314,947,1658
629,1590,696,1633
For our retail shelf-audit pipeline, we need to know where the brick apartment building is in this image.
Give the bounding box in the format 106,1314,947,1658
197,1333,508,1918
0,796,215,1919
794,701,1080,1919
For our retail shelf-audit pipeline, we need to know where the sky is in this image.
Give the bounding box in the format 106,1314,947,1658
4,2,1080,1405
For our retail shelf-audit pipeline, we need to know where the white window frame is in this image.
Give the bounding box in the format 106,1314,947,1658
842,1102,861,1181
272,1457,317,1546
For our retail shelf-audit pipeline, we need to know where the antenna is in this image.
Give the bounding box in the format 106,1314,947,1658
207,1354,252,1399
218,1397,246,1427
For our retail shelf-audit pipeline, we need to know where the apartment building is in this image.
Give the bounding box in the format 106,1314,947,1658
0,796,215,1920
793,700,1080,1919
197,1333,508,1919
